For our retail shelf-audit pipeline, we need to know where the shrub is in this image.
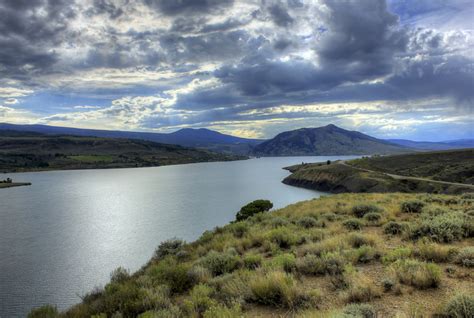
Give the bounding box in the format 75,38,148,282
409,212,468,242
391,259,441,289
235,200,273,221
210,272,252,305
229,222,248,238
296,252,346,276
401,200,425,213
28,305,59,318
297,216,318,228
442,294,474,318
138,306,182,318
343,218,363,231
267,228,296,249
322,212,337,222
199,250,241,276
347,245,378,264
382,247,412,264
249,271,316,309
141,285,172,311
345,275,381,303
269,253,297,273
347,233,377,248
383,221,406,235
154,238,185,260
270,217,289,228
110,267,130,284
363,212,382,225
203,303,242,318
455,247,474,267
342,303,376,318
243,253,263,270
183,284,217,315
414,241,455,263
352,204,382,218
188,265,212,284
148,259,194,294
382,278,395,292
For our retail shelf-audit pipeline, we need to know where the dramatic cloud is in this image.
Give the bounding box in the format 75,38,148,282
0,0,472,140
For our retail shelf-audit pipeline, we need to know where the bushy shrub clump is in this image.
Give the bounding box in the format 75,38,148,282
391,259,441,289
343,218,363,231
229,222,249,238
235,200,273,221
249,271,317,309
296,253,346,276
270,217,289,228
383,221,406,235
382,247,412,264
183,284,216,315
297,216,318,228
269,253,297,273
345,275,381,303
414,241,455,263
352,204,382,218
347,233,377,248
199,250,241,276
110,267,130,284
442,294,474,318
455,247,474,267
342,303,376,318
154,238,186,260
203,303,242,318
243,253,263,270
363,212,382,225
408,212,469,242
147,258,194,294
347,245,379,264
401,200,425,213
267,228,296,249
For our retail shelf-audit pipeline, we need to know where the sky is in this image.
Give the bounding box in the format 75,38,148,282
0,0,473,141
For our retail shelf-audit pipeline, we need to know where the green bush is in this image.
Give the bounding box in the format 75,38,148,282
409,212,468,242
347,245,378,264
235,200,273,221
342,303,376,318
343,218,363,231
363,212,382,224
243,253,263,270
414,241,455,263
199,250,241,276
383,221,406,235
141,285,172,311
297,216,318,228
391,259,441,289
401,200,425,213
154,238,186,260
267,227,296,249
28,305,59,318
347,233,377,248
296,252,346,276
110,267,130,284
455,247,474,267
270,217,289,228
269,253,297,273
442,294,474,318
148,259,194,294
229,222,249,238
183,284,217,315
352,204,382,218
249,271,316,309
382,247,412,264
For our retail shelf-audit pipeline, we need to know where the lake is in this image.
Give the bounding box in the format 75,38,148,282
0,156,358,317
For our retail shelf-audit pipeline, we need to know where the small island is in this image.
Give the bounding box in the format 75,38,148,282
0,178,31,189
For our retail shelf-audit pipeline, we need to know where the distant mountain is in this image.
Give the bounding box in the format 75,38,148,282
0,123,262,155
253,124,410,156
387,139,474,150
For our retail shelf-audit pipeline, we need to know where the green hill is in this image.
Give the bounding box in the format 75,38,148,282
0,130,242,173
29,193,474,317
253,124,410,156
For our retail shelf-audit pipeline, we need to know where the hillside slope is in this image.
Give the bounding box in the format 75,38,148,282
253,124,410,156
387,139,474,151
283,149,474,194
0,131,241,172
0,123,262,155
31,193,474,317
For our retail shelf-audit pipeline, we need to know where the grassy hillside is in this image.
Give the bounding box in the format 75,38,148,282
30,193,474,317
0,131,242,173
253,124,410,156
283,149,474,194
351,149,474,184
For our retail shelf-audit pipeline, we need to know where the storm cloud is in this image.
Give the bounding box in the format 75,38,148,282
0,0,472,140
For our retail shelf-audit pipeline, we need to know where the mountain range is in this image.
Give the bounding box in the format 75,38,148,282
0,123,472,156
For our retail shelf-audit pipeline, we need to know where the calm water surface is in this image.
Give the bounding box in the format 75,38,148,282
0,156,358,317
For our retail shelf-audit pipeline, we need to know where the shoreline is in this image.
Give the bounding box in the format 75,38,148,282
0,182,31,189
